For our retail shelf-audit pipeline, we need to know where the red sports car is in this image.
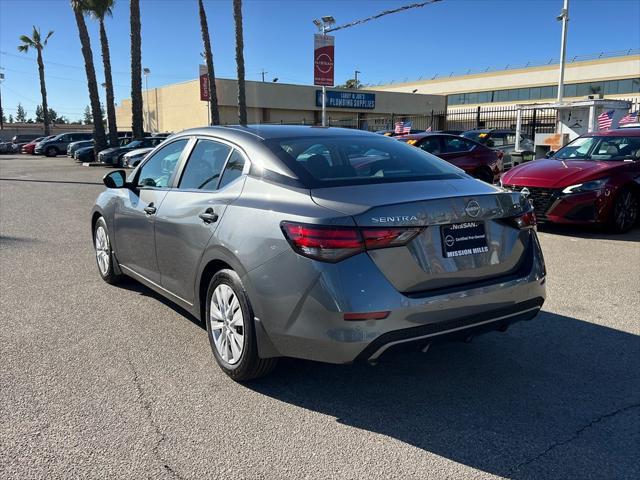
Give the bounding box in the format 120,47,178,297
398,133,503,183
21,137,46,155
501,128,640,233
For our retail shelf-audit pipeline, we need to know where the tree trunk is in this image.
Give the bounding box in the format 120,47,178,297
35,47,50,136
130,0,144,139
99,20,119,146
72,4,107,154
233,0,247,125
198,0,220,125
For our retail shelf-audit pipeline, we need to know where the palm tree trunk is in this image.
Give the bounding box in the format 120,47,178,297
233,0,247,125
72,3,107,153
99,19,119,146
130,0,144,139
198,0,220,125
35,47,50,135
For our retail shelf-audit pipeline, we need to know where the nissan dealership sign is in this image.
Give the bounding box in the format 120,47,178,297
314,34,334,87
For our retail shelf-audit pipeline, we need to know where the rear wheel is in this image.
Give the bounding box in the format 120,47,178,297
45,146,57,157
609,187,638,233
205,269,277,381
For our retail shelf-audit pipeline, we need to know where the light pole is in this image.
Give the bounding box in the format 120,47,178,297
313,16,335,127
354,70,360,89
556,0,569,103
143,67,151,132
0,72,4,130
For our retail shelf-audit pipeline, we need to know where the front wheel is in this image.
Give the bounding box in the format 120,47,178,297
93,217,124,284
609,187,638,233
205,269,277,381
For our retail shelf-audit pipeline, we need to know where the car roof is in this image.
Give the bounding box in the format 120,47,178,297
396,132,462,141
177,124,374,141
582,128,640,137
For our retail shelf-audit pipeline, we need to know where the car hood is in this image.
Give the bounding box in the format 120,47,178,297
76,146,94,153
124,147,152,157
501,158,624,188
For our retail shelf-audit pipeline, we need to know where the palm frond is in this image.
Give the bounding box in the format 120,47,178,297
17,44,30,53
31,25,41,44
44,30,54,45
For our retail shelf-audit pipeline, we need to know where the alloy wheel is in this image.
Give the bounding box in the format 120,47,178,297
94,225,110,276
210,284,245,365
614,190,638,232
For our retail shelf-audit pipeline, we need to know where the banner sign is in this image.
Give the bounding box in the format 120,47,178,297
199,64,209,101
314,34,334,87
315,90,376,109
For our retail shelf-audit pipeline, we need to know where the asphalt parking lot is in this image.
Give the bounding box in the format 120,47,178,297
1,154,639,479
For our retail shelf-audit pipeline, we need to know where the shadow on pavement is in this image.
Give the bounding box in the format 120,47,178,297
245,312,640,479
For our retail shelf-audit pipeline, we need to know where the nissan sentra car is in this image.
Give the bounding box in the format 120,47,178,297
501,128,640,232
92,125,546,381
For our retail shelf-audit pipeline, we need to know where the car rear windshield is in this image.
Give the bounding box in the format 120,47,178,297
263,135,463,187
553,135,640,161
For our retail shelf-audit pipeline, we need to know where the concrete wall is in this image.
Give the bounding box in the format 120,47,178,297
374,55,640,107
115,77,446,133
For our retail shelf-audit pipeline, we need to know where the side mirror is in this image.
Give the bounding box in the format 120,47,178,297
103,170,127,189
545,150,555,159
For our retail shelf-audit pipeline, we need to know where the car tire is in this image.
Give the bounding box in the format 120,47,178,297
609,187,638,234
475,167,494,184
45,147,57,157
205,269,277,381
93,217,124,284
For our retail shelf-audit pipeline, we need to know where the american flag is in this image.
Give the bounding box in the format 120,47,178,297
394,120,412,134
597,110,614,131
619,111,639,125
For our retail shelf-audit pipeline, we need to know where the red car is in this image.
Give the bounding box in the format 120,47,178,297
21,137,45,155
501,129,640,233
398,133,503,183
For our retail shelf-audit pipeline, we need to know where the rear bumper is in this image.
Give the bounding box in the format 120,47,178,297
244,233,546,364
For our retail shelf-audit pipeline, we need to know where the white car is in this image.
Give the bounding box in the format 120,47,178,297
122,147,153,168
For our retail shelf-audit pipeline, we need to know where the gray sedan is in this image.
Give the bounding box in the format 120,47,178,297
92,125,546,381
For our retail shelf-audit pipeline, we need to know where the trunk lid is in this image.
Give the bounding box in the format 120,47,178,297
311,178,531,293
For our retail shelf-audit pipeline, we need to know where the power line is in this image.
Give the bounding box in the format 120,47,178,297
326,0,442,32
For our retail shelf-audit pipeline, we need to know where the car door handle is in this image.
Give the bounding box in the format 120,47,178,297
199,208,219,224
144,203,157,215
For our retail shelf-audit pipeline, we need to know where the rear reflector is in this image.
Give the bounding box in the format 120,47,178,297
509,210,536,229
281,222,422,263
344,311,390,321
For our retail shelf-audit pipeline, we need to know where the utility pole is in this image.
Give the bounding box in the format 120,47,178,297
143,67,151,132
0,72,4,130
260,69,268,82
556,0,569,103
354,70,360,89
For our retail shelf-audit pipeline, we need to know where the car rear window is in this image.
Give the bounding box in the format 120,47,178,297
264,135,462,187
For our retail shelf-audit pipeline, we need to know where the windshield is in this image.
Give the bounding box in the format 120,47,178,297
553,135,640,161
126,140,143,148
461,131,486,143
264,135,463,187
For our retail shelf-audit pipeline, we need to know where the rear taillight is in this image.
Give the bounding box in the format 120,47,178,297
508,210,536,229
281,222,421,262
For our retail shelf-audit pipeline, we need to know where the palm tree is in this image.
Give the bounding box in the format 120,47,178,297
83,0,118,146
71,0,108,153
233,0,247,125
198,0,220,125
18,26,54,135
130,0,144,139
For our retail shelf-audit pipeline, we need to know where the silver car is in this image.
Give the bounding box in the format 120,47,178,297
92,125,546,381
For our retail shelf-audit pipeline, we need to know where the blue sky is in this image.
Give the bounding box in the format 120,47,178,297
1,0,639,121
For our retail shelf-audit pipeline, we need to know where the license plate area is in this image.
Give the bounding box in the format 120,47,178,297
441,222,489,258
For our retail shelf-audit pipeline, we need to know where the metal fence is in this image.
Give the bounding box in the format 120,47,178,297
327,98,640,134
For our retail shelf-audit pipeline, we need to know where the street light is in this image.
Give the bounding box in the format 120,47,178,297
556,0,569,103
313,16,336,126
143,67,151,132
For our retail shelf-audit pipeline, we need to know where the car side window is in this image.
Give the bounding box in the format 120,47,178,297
444,137,473,153
419,137,442,155
178,139,231,191
219,150,246,189
137,139,188,188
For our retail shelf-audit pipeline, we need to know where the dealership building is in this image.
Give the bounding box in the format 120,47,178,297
114,78,445,133
374,51,639,108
